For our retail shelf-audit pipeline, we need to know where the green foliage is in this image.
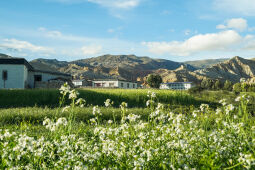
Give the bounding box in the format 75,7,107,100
212,79,221,90
146,74,162,88
0,88,201,108
188,85,203,94
201,79,214,89
233,82,255,92
223,80,233,91
233,83,242,92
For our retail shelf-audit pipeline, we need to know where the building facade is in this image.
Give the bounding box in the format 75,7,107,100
0,58,71,89
92,79,137,89
72,79,91,87
160,82,193,90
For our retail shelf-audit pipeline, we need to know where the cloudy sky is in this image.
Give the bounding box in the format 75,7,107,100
1,0,255,61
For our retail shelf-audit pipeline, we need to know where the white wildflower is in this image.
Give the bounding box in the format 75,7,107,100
62,106,70,113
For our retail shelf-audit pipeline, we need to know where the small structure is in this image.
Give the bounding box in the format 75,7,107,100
72,79,91,87
92,79,137,89
0,57,71,89
160,82,194,90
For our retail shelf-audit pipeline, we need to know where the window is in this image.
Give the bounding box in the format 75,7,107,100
34,75,42,81
127,83,130,88
2,70,7,80
121,83,124,88
133,84,135,88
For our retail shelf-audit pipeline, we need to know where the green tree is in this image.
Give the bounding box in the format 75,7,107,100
223,80,233,91
146,74,162,88
233,83,242,92
213,79,221,90
201,79,214,90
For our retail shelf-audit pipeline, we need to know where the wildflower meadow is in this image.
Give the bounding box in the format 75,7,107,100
0,84,255,169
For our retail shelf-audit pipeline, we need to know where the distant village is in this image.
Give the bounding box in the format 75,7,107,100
0,57,194,90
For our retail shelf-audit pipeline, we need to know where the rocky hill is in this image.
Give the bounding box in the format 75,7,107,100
152,65,207,83
146,56,255,84
184,58,229,69
195,56,255,83
72,54,195,71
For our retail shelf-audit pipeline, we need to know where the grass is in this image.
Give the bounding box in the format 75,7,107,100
0,88,206,108
0,107,152,126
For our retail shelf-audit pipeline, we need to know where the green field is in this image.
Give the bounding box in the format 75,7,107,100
0,88,206,108
0,86,255,169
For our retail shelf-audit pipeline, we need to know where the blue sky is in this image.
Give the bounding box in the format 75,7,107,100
1,0,255,61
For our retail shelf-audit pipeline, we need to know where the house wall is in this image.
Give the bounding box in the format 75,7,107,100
92,80,137,89
73,81,82,86
118,81,137,89
28,71,71,88
0,64,27,89
92,80,118,88
72,80,88,87
160,83,193,90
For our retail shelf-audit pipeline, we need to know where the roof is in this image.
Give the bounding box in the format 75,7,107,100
0,57,70,77
161,82,193,84
72,79,86,82
0,58,34,70
93,79,137,83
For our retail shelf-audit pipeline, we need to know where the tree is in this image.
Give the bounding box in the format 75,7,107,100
188,85,203,93
223,80,233,91
146,74,162,88
233,83,242,92
201,79,214,90
213,79,221,90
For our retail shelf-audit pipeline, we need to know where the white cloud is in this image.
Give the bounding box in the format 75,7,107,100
50,0,140,9
216,24,226,29
88,0,140,9
38,27,87,42
216,18,248,31
81,45,102,55
214,0,255,16
0,39,54,53
143,30,242,56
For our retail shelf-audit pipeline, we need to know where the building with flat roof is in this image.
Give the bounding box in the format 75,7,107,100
160,82,194,90
72,79,92,87
0,57,71,89
92,79,137,89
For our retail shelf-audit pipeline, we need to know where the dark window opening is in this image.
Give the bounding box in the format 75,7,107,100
121,83,124,88
2,70,7,80
133,84,135,88
127,83,130,88
34,75,42,81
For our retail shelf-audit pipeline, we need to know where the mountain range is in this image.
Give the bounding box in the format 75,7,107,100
1,53,255,84
30,54,196,81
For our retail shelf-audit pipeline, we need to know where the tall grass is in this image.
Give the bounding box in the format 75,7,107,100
0,88,204,108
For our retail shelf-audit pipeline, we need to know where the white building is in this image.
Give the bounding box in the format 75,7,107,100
160,82,194,90
0,58,71,89
72,79,91,87
92,79,137,89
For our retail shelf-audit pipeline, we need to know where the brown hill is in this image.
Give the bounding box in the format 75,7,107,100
184,58,228,69
153,65,207,84
195,56,255,83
